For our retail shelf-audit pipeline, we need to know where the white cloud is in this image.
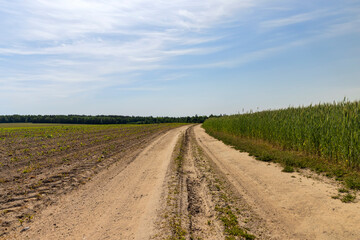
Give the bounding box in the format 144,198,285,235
117,87,164,91
2,0,253,41
260,10,329,29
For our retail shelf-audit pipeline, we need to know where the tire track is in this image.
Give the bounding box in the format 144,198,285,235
155,126,256,240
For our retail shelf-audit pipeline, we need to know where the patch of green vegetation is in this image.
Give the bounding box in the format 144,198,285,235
338,188,349,193
282,165,294,173
331,195,340,200
18,214,34,225
256,154,273,162
344,175,360,190
341,193,356,203
168,216,187,240
22,165,35,174
215,205,255,240
202,128,360,191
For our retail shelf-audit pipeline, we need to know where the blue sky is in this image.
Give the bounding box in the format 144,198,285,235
1,0,360,116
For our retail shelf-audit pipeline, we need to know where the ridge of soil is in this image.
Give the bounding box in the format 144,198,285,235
154,126,260,239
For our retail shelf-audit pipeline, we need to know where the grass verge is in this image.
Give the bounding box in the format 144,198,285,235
204,129,360,193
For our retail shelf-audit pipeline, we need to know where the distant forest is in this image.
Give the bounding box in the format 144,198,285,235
0,114,209,124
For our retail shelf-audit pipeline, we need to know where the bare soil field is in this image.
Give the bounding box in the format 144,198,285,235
2,124,360,239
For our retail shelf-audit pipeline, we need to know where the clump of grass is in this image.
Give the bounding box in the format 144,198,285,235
22,165,35,174
338,188,349,193
256,154,273,162
282,166,294,173
344,175,360,190
341,193,356,203
331,195,340,200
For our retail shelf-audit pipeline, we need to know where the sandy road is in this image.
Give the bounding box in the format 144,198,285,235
194,125,360,240
11,125,189,240
9,124,360,239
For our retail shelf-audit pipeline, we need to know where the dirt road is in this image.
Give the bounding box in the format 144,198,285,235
194,125,360,239
8,124,360,239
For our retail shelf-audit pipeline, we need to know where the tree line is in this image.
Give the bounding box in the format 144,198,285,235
0,114,209,124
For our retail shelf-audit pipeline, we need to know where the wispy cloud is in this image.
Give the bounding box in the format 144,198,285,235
160,11,360,71
0,0,256,99
117,87,164,91
260,10,329,29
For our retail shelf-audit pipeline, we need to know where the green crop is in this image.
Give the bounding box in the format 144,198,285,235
203,100,360,169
